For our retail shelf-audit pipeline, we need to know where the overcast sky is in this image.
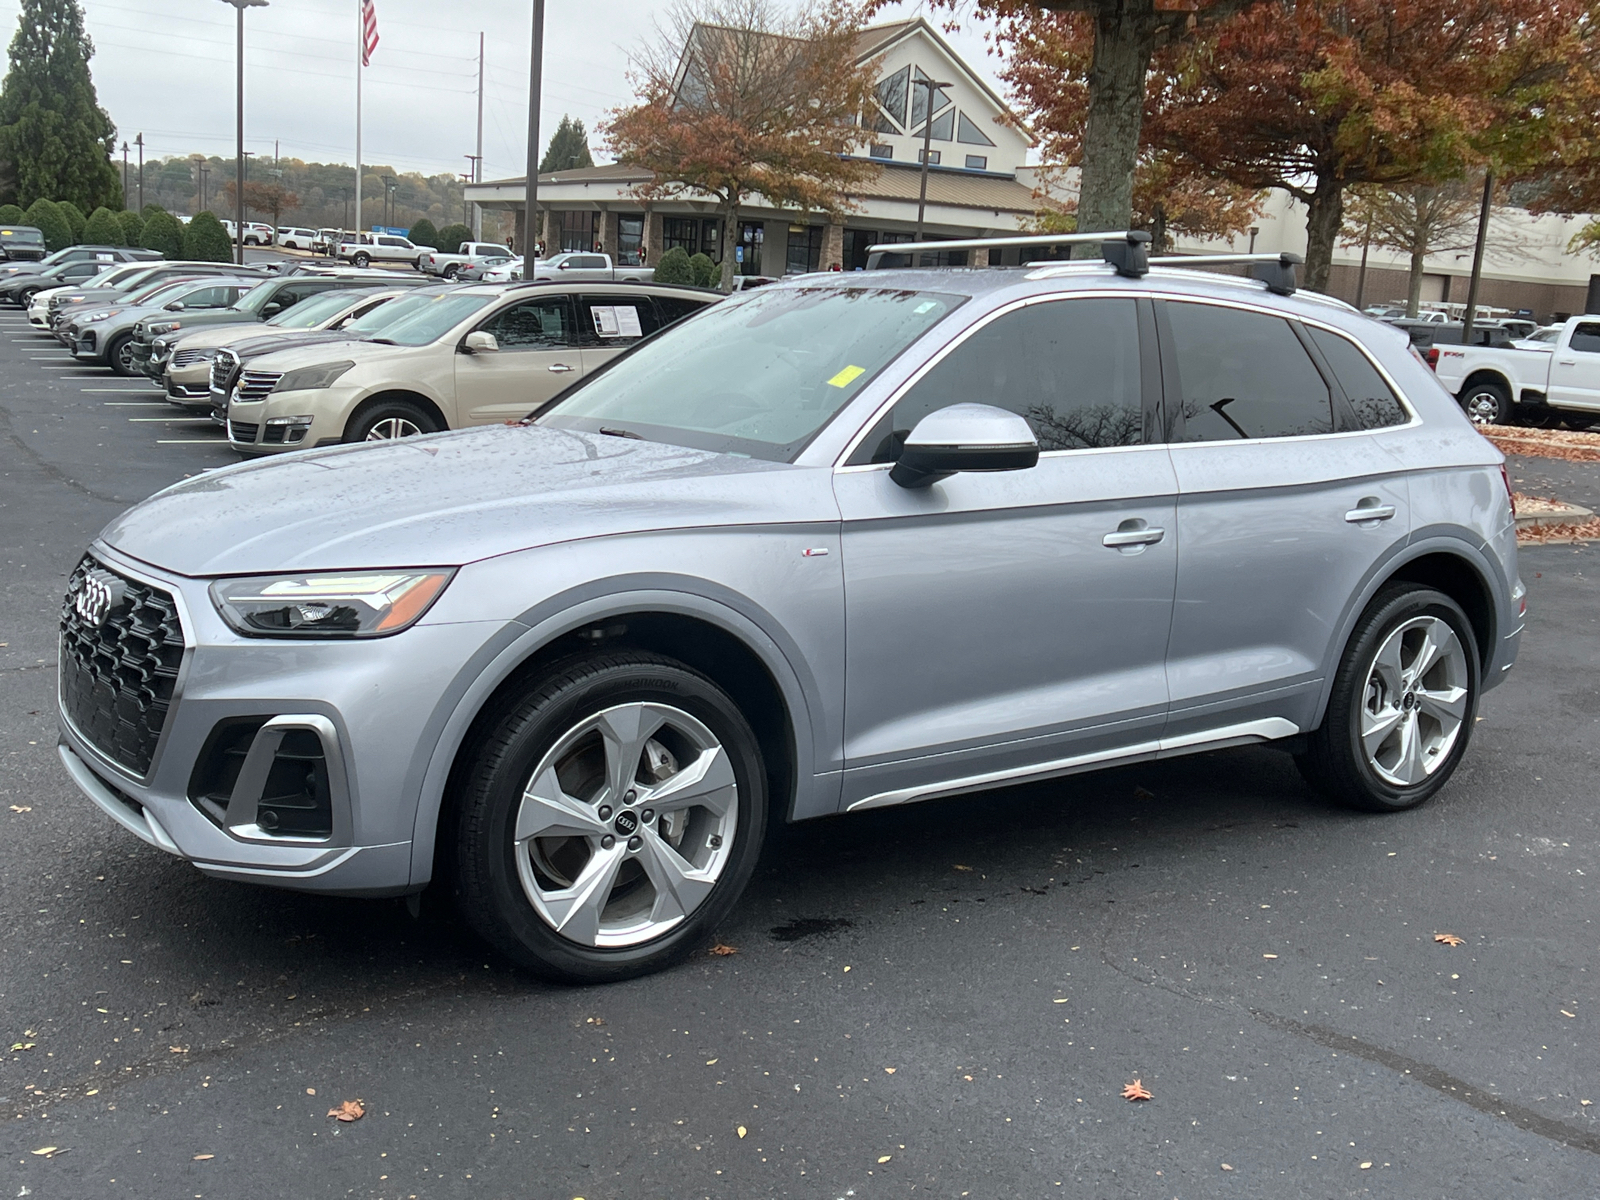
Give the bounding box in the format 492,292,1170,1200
0,0,1011,179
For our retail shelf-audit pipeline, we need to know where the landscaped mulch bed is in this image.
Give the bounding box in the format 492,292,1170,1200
1480,426,1600,463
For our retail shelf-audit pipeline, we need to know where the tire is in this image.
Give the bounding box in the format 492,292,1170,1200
352,252,371,268
342,397,440,443
414,256,427,271
1562,413,1600,431
1459,380,1512,426
106,333,136,377
443,264,460,280
451,651,767,983
1296,585,1479,812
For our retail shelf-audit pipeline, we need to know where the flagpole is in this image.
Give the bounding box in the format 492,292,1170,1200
354,0,362,238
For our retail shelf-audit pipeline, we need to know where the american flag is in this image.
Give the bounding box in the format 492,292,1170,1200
360,0,379,67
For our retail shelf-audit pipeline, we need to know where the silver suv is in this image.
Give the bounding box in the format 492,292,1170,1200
56,234,1523,984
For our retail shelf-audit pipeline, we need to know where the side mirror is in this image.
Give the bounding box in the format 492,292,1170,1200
557,261,571,270
166,301,185,311
889,403,1039,489
463,330,499,354
261,302,283,318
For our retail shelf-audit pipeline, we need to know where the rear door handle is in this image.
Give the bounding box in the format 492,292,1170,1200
1345,501,1396,523
548,363,576,373
1103,520,1166,548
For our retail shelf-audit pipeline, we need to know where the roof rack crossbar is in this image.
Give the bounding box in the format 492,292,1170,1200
1147,252,1304,296
864,230,1151,278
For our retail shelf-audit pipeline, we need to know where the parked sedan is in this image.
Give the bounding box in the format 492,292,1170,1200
61,277,258,374
454,256,514,283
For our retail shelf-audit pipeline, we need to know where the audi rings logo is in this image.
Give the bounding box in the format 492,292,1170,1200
71,568,126,628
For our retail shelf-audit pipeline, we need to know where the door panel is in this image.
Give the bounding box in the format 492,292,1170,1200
456,294,582,424
1547,321,1600,410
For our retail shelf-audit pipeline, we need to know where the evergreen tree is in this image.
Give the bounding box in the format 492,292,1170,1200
436,222,471,254
22,194,67,248
0,0,121,210
114,206,141,244
183,210,231,261
687,252,716,288
138,208,183,257
82,203,121,245
0,200,22,224
539,115,594,173
57,197,83,240
407,216,438,248
653,246,694,286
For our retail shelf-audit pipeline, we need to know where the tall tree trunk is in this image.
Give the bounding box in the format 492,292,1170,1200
1302,175,1344,293
1150,200,1167,255
1405,242,1426,318
719,199,740,292
1072,0,1159,256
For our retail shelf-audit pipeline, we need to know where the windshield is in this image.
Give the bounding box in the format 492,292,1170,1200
2,227,44,245
539,285,964,462
124,279,200,306
363,292,495,346
267,288,370,328
342,291,437,333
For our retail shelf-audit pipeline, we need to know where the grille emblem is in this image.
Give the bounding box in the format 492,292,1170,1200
72,568,126,627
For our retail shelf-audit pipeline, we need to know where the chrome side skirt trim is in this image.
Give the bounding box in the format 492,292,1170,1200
845,717,1298,813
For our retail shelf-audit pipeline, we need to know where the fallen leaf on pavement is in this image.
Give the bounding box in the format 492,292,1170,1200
952,864,973,871
31,1147,59,1157
1262,953,1278,959
877,1155,892,1163
193,1154,214,1161
328,1100,365,1122
10,805,31,813
1122,1079,1153,1101
1360,1162,1373,1169
1434,933,1465,947
585,1016,605,1026
737,1125,747,1138
1561,1010,1576,1018
708,944,738,956
1053,998,1069,1004
705,1059,718,1065
11,1042,35,1051
1220,1163,1233,1171
884,1067,896,1074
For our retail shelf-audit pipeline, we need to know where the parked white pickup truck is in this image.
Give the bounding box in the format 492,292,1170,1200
528,252,655,283
335,232,436,270
420,242,512,279
1431,314,1600,428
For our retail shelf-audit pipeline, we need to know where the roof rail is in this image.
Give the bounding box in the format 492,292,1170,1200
865,230,1151,278
1147,252,1303,296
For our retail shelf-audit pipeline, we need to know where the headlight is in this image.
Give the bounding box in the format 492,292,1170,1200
210,570,454,638
85,309,120,322
148,321,180,335
273,361,355,392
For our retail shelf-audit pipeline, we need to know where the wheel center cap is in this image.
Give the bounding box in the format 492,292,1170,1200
613,810,639,836
1402,691,1417,711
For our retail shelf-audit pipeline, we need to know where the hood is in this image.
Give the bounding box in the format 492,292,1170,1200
239,337,408,372
167,321,274,351
144,307,259,332
229,329,366,362
100,424,834,576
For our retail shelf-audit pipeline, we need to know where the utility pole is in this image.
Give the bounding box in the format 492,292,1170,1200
199,161,210,211
913,78,950,246
460,172,473,227
1461,170,1495,346
135,133,145,212
520,0,544,256
121,142,130,209
218,0,269,265
474,31,485,240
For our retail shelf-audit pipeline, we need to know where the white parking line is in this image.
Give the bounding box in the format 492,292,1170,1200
104,402,169,407
129,417,213,423
156,439,229,444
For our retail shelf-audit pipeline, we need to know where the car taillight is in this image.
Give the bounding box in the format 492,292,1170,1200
1500,463,1516,516
1424,347,1440,369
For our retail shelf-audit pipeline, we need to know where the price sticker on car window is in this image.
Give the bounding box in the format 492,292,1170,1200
592,305,643,338
827,365,866,388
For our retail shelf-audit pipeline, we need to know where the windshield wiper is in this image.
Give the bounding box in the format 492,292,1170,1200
598,426,643,440
366,337,399,345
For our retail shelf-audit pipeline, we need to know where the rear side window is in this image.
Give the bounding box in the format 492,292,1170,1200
877,297,1143,456
577,294,662,344
653,295,713,327
1306,327,1408,429
1165,302,1332,441
1570,322,1600,353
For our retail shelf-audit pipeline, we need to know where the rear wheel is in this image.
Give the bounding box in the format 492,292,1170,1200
106,333,136,376
451,651,766,983
1296,586,1479,812
1460,381,1512,426
343,397,439,443
443,264,460,280
352,251,371,268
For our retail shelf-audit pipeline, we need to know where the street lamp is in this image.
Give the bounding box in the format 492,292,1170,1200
217,0,269,265
520,0,545,256
383,174,397,230
914,78,952,246
121,142,130,209
135,133,144,213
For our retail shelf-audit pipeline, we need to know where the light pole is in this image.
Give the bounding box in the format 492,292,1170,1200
914,78,951,246
135,133,145,212
383,174,396,230
198,161,211,211
520,0,545,256
218,0,269,264
121,142,130,209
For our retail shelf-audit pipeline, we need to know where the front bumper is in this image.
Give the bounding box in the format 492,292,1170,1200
228,384,359,454
56,545,506,895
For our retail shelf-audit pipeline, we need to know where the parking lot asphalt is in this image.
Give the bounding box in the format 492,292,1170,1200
2,308,1598,1200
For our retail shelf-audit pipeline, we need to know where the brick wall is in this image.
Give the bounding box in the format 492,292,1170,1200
1322,262,1591,322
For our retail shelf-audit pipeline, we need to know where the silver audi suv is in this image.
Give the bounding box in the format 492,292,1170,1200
57,233,1523,983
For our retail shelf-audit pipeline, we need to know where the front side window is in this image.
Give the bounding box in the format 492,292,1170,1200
480,295,576,350
1306,326,1407,430
1165,302,1333,441
540,285,963,462
861,298,1143,461
1569,322,1600,353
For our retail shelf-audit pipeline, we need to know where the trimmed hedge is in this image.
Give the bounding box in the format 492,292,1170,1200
687,252,716,288
652,246,694,286
435,222,471,255
139,210,185,258
184,211,233,262
407,218,438,249
83,206,125,247
23,199,72,251
116,209,145,245
57,201,86,243
0,203,25,225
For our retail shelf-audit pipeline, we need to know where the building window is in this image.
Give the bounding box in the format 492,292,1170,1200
869,144,893,160
956,112,997,147
918,148,941,165
617,216,643,266
735,221,763,276
842,228,878,271
964,154,988,171
702,219,721,260
785,225,822,276
559,210,596,253
663,217,699,255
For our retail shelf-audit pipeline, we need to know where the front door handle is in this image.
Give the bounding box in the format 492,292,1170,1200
548,363,576,373
1559,360,1577,367
1102,519,1166,548
1345,499,1397,523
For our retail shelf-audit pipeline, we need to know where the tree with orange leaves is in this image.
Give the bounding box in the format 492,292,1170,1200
1148,0,1594,290
604,0,877,290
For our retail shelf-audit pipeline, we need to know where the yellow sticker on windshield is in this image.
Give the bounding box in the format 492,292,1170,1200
827,365,866,388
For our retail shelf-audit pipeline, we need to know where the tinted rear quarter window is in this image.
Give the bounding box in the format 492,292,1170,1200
1166,302,1332,441
1306,327,1408,429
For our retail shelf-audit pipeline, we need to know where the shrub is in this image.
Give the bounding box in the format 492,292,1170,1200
652,246,694,286
139,210,185,258
0,203,25,225
57,201,86,243
82,206,125,247
687,252,716,288
22,198,72,251
141,203,167,220
116,209,145,246
407,217,438,249
435,222,471,254
183,211,233,262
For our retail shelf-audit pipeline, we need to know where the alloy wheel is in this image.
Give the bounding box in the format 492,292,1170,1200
1359,615,1470,787
1463,389,1503,426
114,340,135,374
512,701,737,948
363,416,424,440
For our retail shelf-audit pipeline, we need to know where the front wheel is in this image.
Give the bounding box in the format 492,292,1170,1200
343,398,440,443
106,333,137,376
352,252,371,268
451,651,767,984
1297,586,1479,812
1460,381,1512,426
